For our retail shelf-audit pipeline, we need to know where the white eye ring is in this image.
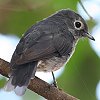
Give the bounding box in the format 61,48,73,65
74,20,84,30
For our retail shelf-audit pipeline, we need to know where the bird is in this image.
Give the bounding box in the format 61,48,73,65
4,9,95,96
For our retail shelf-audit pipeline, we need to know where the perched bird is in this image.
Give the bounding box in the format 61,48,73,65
5,9,95,95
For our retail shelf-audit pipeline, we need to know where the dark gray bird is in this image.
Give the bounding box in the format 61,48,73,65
5,9,95,95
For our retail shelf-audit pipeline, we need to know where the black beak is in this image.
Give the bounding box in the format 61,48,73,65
85,32,95,41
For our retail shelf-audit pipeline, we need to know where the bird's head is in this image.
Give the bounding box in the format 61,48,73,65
58,9,95,41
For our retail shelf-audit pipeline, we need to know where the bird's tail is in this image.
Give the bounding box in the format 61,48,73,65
4,62,37,96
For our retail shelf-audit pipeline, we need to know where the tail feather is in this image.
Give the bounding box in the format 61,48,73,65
4,76,15,91
14,86,27,96
4,61,37,95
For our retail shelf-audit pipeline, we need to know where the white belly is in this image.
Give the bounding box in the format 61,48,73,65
37,56,67,72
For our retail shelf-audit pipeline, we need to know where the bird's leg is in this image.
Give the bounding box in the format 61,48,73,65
51,71,57,87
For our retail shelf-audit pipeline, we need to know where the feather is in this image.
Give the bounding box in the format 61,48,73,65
4,76,15,91
14,86,27,96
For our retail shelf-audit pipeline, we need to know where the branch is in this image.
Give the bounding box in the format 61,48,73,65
0,58,79,100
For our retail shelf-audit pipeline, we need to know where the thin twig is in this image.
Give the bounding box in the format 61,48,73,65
79,0,93,20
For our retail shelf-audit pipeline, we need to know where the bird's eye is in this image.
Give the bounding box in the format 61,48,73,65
74,20,84,30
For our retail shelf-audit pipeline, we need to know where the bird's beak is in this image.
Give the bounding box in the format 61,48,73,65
85,32,95,41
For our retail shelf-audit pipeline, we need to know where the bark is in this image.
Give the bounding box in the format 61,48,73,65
0,58,79,100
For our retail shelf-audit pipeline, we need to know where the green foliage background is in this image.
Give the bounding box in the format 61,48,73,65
0,0,100,100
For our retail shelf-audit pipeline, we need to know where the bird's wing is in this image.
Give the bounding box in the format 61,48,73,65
10,23,57,66
11,21,73,67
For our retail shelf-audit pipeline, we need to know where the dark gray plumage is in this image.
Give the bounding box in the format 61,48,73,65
5,9,95,95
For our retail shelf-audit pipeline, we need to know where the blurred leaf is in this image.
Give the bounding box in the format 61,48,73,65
0,77,6,88
87,20,96,31
58,40,100,100
51,0,79,11
0,0,79,37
